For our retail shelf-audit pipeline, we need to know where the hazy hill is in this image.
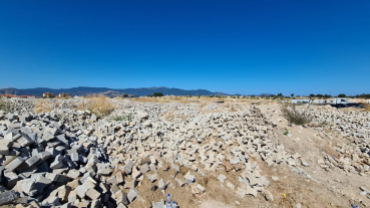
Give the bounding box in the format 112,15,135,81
0,87,225,97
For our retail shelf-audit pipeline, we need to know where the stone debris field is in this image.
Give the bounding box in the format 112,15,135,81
0,97,369,208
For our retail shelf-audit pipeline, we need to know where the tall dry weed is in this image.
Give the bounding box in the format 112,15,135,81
362,102,370,112
34,99,54,113
0,87,17,113
80,94,115,116
0,97,15,113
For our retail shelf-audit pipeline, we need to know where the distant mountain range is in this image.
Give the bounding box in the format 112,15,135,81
0,87,227,97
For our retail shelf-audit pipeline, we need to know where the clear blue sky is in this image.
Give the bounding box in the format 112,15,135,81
1,0,369,96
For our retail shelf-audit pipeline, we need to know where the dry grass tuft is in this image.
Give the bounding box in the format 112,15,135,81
362,102,370,112
80,94,115,116
34,99,55,113
0,97,15,113
0,88,17,113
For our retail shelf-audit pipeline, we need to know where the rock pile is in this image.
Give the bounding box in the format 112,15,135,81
0,109,112,207
0,98,35,114
99,104,307,205
303,107,370,175
0,99,319,207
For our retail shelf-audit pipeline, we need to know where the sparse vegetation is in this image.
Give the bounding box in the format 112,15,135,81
355,93,370,99
110,114,132,122
34,99,55,113
280,102,313,125
0,97,15,113
283,129,290,135
147,92,164,97
78,94,115,116
362,102,370,112
0,87,17,113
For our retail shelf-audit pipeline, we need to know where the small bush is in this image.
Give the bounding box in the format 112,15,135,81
280,103,312,125
153,92,164,97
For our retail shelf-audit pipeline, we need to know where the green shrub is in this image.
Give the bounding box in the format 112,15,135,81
283,129,289,135
148,93,164,97
111,114,132,122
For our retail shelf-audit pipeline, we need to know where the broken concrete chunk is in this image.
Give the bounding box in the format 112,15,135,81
301,161,309,167
5,156,25,172
184,171,195,184
147,173,158,183
25,156,40,168
57,185,71,202
140,163,150,174
74,184,89,199
50,155,64,169
0,140,12,155
17,178,37,196
196,184,205,193
230,158,240,165
158,179,167,190
66,169,80,179
127,188,138,203
175,178,185,187
4,171,18,189
86,188,101,200
226,182,235,190
0,190,19,205
132,167,141,179
217,174,227,183
246,186,258,197
262,190,274,201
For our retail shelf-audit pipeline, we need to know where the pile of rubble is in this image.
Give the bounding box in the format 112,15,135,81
0,109,111,207
0,99,324,207
304,107,370,175
1,97,85,115
107,102,309,200
0,98,35,114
